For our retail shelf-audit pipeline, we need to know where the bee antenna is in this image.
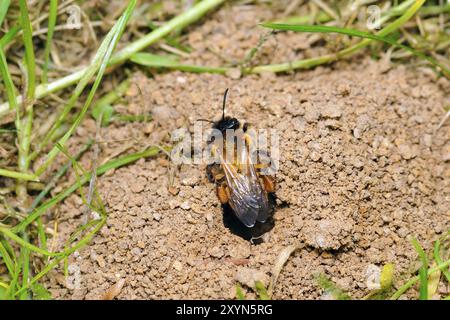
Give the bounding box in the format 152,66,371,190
222,88,229,121
196,119,214,123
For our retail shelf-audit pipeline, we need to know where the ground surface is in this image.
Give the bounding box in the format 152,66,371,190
40,4,449,299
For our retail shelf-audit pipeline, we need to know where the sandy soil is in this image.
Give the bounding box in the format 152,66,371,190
40,4,449,299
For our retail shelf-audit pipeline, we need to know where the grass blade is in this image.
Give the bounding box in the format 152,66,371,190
411,238,428,300
0,168,38,181
0,49,18,111
255,281,270,300
316,273,351,300
42,0,58,84
252,0,425,74
18,0,36,101
30,140,93,211
261,24,449,77
427,261,441,299
0,25,20,49
235,284,246,300
35,0,137,175
391,258,450,300
16,0,37,201
0,227,60,257
0,241,15,277
131,52,228,74
434,239,450,283
0,0,10,27
18,232,30,299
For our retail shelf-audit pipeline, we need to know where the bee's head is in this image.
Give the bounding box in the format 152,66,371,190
213,116,240,133
199,89,243,135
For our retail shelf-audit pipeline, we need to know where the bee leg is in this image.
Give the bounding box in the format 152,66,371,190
206,164,215,182
243,132,252,147
261,175,276,193
216,184,229,204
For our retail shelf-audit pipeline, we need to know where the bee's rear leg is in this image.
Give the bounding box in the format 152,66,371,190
206,164,214,182
206,163,220,183
261,175,276,193
216,184,229,204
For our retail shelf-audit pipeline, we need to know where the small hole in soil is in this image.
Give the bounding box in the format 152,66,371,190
222,193,276,244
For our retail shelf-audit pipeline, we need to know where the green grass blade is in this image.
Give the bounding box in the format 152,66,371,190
131,52,228,74
0,227,60,257
235,284,246,300
42,0,58,84
261,24,449,76
0,240,15,277
6,259,21,298
380,263,395,291
17,0,37,200
255,281,270,300
91,79,130,126
434,239,450,283
34,0,137,175
36,218,47,252
30,283,52,300
391,258,450,300
316,273,351,300
29,140,93,211
18,0,36,101
411,238,428,300
0,0,10,27
0,49,18,111
252,0,425,74
0,168,38,181
378,0,425,37
18,232,30,300
0,25,20,49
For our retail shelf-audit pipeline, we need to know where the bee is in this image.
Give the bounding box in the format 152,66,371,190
205,89,276,233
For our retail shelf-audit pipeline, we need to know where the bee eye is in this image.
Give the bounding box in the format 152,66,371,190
243,123,248,132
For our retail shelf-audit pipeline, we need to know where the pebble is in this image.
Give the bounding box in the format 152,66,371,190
304,108,320,123
365,264,381,290
235,268,268,289
180,201,191,210
309,151,321,162
208,246,224,258
398,144,417,160
320,105,342,119
173,261,183,272
152,106,180,122
226,68,242,79
130,177,147,193
176,76,187,84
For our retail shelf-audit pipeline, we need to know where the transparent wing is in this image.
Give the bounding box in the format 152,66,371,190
220,145,270,227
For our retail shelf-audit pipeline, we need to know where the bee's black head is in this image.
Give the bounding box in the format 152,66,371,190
213,116,240,133
213,88,241,132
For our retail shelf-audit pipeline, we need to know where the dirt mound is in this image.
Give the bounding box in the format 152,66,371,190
44,5,449,300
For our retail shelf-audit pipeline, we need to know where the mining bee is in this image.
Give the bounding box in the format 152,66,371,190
205,89,276,240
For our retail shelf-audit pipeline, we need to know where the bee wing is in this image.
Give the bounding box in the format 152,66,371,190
221,146,270,227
